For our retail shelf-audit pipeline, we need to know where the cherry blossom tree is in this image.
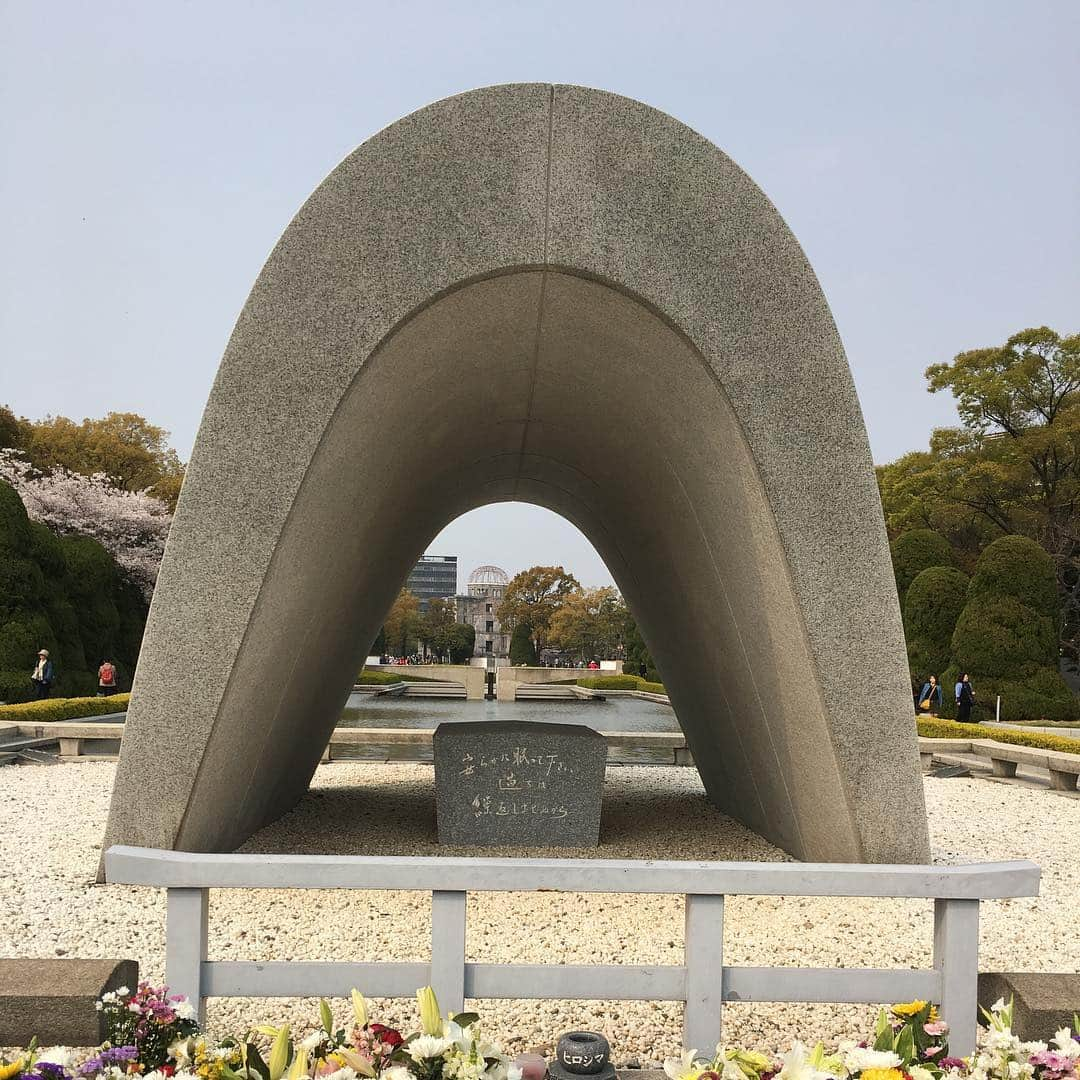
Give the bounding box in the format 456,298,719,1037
0,449,171,599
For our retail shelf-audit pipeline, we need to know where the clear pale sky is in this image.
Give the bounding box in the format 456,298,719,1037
2,1,1077,587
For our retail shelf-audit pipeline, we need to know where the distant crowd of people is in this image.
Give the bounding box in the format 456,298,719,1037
29,648,120,700
914,672,976,722
379,654,605,668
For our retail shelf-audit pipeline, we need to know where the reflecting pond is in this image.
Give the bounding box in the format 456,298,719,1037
339,693,678,732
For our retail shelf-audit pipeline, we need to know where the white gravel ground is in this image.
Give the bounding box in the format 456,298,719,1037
2,761,1077,1062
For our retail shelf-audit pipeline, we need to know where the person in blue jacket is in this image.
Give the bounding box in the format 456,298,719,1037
918,674,943,716
31,648,55,699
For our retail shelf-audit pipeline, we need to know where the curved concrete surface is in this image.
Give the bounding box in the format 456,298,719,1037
103,84,928,864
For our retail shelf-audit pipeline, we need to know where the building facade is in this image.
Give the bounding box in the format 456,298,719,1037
455,564,511,658
406,555,458,608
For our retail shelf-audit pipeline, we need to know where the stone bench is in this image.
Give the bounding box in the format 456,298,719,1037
969,739,1080,791
0,958,137,1045
918,737,974,768
918,735,1080,792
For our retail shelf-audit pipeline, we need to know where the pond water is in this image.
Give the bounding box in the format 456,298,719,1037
339,693,678,732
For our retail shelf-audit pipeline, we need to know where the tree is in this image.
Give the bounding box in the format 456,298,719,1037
382,588,422,657
509,623,538,665
889,529,954,601
0,449,172,600
884,327,1080,662
496,565,580,653
547,585,624,662
0,480,148,702
902,565,969,678
947,536,1078,721
2,409,186,509
445,622,475,664
618,605,659,682
419,597,455,659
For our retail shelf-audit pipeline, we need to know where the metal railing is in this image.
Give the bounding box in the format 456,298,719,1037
104,846,1040,1056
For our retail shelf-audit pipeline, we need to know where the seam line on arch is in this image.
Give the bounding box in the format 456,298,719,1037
513,86,554,497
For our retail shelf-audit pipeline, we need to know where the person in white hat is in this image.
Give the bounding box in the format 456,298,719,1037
31,649,54,699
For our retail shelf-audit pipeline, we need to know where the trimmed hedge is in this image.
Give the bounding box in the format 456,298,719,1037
890,529,953,600
577,674,667,695
356,670,439,684
916,715,1080,757
0,481,146,703
509,623,538,666
903,565,969,678
0,692,130,725
946,535,1079,722
966,535,1058,619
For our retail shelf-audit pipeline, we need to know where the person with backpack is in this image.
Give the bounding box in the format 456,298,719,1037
98,658,118,696
30,649,54,699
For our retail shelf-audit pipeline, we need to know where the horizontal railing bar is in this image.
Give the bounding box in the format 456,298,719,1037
464,963,687,1000
105,847,1040,899
203,961,432,997
203,961,941,1005
723,967,940,1003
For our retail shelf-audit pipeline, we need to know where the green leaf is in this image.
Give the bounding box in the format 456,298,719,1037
895,1025,916,1065
320,999,334,1036
245,1044,271,1080
450,1012,480,1028
268,1026,291,1080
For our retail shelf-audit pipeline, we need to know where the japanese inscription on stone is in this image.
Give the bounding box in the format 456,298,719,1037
433,720,606,846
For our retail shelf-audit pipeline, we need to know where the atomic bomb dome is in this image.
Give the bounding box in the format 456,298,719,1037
468,565,510,588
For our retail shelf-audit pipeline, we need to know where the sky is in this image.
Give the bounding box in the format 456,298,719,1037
1,1,1077,588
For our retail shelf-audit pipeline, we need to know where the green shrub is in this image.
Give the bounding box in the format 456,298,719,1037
903,566,969,677
967,535,1058,619
509,623,538,665
356,669,440,683
945,535,1080,722
576,674,668,695
916,715,1080,756
0,481,147,702
0,692,130,725
890,529,954,600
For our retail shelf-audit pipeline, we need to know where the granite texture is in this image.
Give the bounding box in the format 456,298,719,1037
433,721,606,846
0,957,138,1045
103,83,928,868
977,972,1080,1040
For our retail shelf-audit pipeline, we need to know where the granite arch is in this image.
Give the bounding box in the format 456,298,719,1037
103,84,929,863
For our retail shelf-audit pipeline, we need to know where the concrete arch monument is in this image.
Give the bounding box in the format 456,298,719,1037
104,84,929,864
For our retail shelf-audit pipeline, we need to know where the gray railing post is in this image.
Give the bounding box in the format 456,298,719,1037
431,890,467,1014
167,887,209,1025
683,893,724,1053
933,898,980,1057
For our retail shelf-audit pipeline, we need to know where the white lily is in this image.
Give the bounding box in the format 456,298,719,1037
664,1049,705,1080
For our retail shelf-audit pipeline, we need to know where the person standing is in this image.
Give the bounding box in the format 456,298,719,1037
97,658,117,696
918,674,942,716
956,673,976,723
30,649,54,699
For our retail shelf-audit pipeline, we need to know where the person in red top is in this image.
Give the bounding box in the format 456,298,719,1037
98,658,118,696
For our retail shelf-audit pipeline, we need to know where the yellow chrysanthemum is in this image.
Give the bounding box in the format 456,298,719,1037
892,1001,928,1018
0,1060,25,1080
861,1069,906,1080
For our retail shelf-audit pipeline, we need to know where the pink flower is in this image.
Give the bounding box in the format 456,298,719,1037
924,1047,944,1057
925,1022,949,1037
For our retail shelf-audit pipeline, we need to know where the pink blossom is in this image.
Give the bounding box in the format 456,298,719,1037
0,449,171,600
925,1021,949,1037
924,1046,944,1056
